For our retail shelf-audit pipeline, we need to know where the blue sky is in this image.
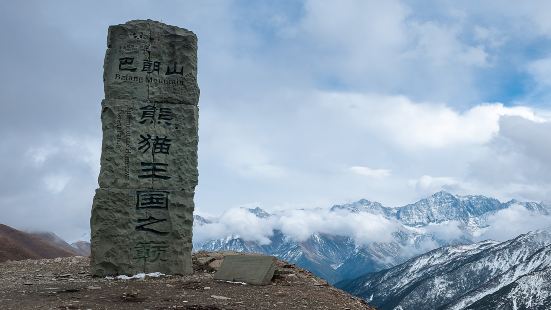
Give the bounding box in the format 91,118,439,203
1,0,551,241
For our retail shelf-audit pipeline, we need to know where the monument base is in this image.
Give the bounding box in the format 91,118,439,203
90,188,194,276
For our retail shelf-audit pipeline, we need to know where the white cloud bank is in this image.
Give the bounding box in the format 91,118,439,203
479,204,551,242
194,207,401,245
194,202,551,248
317,92,545,150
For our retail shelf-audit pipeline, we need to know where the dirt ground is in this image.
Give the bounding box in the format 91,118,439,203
0,253,374,310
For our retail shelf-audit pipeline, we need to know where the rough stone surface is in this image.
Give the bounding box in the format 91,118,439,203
91,189,194,276
97,99,198,191
214,255,277,285
91,20,199,276
104,20,199,104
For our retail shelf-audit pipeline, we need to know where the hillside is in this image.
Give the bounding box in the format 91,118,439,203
0,253,374,310
0,224,86,262
336,230,551,309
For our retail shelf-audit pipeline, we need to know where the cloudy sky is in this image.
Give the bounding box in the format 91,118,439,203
2,1,551,241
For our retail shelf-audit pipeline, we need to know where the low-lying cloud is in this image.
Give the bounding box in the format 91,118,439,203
194,202,551,248
194,207,401,245
478,204,551,241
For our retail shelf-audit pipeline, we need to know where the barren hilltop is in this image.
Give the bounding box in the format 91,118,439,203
0,252,374,310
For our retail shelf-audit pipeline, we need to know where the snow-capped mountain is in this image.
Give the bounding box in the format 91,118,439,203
336,230,551,309
193,191,551,284
396,191,505,226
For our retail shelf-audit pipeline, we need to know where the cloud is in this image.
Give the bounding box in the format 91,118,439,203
278,209,400,244
477,204,551,241
0,134,100,242
350,166,391,178
194,200,551,252
193,208,276,245
2,0,551,244
199,109,290,180
194,207,400,246
43,174,71,194
26,146,60,166
295,0,493,104
527,56,551,88
465,116,551,202
421,221,467,241
317,92,542,149
410,175,461,196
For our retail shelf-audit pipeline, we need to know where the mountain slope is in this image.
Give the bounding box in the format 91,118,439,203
0,224,78,262
71,241,91,256
336,230,551,309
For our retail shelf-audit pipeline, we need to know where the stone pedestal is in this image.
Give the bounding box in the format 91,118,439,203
91,20,199,276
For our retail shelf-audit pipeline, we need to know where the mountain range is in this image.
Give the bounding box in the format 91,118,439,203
2,190,549,308
336,230,551,309
193,191,551,284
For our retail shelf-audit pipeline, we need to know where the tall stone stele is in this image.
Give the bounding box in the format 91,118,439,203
90,20,199,276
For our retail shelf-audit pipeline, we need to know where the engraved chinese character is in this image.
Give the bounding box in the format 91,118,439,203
133,242,168,263
137,135,171,155
139,105,156,124
138,134,153,153
158,108,173,125
139,162,170,179
142,59,160,74
153,136,171,154
142,51,160,74
136,191,169,209
166,62,183,75
138,105,175,126
119,57,137,72
135,215,169,235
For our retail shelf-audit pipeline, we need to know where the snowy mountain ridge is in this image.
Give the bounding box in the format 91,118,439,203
193,191,551,284
336,229,551,309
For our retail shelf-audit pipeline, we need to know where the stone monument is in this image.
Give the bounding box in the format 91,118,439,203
90,20,199,276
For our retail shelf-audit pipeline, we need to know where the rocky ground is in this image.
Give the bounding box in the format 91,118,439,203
0,252,374,310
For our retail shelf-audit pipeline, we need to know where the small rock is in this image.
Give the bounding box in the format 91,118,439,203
196,257,215,265
208,260,222,270
274,291,286,297
121,290,142,302
211,295,231,300
203,286,211,290
313,279,329,286
62,288,81,293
